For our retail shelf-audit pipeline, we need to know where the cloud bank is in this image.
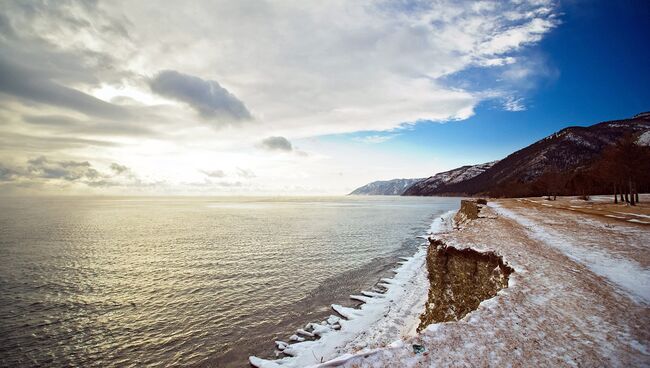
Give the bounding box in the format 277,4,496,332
0,0,560,194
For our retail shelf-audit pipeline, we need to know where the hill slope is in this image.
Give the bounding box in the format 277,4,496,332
406,113,650,197
402,161,498,196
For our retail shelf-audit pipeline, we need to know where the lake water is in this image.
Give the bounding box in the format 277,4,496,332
0,196,459,367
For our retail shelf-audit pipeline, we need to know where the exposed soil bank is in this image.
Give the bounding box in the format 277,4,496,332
453,198,489,226
418,239,513,331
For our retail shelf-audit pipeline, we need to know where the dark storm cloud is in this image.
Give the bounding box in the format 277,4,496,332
258,136,293,151
0,57,128,119
149,70,252,121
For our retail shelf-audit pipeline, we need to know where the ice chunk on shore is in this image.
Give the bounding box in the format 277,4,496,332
331,304,359,320
349,294,372,303
326,315,340,325
296,328,314,337
289,334,305,342
275,341,288,350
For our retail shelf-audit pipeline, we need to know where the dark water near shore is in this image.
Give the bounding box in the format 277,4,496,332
0,196,459,367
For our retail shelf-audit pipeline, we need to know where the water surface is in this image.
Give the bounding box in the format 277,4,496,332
0,196,459,367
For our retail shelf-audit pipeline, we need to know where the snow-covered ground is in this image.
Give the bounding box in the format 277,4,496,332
493,203,650,304
294,199,650,367
249,210,456,368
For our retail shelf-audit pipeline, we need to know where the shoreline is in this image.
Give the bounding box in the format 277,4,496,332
249,210,457,367
254,196,649,367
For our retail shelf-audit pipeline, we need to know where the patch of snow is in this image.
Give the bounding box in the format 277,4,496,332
563,132,596,149
605,215,627,219
589,195,615,203
614,211,650,219
629,339,650,355
492,203,650,305
628,219,650,224
636,130,650,146
409,161,498,193
428,210,456,234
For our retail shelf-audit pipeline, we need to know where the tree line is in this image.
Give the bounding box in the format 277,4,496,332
535,134,650,204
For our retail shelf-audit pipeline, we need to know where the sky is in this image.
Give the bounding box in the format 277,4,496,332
0,0,648,195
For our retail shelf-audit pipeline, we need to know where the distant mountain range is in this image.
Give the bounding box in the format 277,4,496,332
349,178,423,195
402,161,498,196
350,112,650,197
348,162,495,196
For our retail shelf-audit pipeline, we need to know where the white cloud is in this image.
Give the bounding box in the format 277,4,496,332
503,96,527,112
354,134,399,144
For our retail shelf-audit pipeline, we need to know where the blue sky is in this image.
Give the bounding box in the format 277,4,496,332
329,0,650,172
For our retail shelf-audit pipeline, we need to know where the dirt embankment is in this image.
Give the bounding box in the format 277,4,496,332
453,199,488,226
419,200,512,331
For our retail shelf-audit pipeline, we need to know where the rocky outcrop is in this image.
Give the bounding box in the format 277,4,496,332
453,199,488,226
418,239,513,331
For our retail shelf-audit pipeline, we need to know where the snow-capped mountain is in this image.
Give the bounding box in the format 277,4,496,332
349,178,424,195
401,162,498,196
407,113,650,197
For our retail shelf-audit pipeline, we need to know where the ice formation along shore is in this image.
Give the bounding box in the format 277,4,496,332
249,210,457,368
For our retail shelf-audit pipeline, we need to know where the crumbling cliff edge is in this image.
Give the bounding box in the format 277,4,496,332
418,236,513,331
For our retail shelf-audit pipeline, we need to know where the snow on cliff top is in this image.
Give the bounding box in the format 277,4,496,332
312,199,650,367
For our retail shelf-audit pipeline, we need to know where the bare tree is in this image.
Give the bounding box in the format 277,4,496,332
597,135,650,205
